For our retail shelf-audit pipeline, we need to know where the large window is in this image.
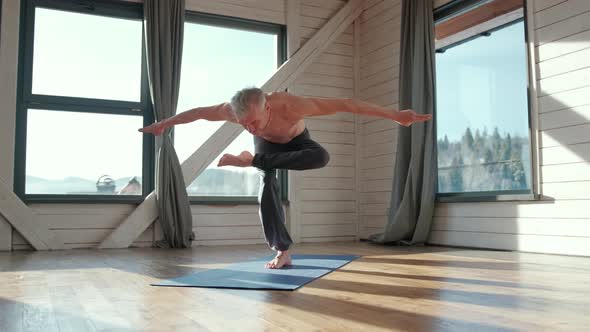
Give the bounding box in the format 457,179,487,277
175,13,285,201
16,2,286,203
16,1,151,202
434,0,533,200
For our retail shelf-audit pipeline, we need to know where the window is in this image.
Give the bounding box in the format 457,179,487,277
16,1,152,202
15,1,286,204
434,0,533,200
175,13,286,202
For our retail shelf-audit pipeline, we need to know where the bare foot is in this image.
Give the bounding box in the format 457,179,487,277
265,250,292,269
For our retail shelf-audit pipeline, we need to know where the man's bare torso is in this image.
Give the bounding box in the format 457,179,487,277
253,92,306,144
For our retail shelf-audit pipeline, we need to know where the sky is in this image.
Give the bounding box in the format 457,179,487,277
27,8,277,182
435,21,530,142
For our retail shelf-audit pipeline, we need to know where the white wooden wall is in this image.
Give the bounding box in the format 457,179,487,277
292,0,357,243
1,0,358,250
7,0,588,255
429,0,590,256
357,0,402,239
357,0,590,256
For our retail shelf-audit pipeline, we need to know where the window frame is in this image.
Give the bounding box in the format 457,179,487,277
14,1,289,205
433,0,539,203
182,11,288,205
15,0,154,204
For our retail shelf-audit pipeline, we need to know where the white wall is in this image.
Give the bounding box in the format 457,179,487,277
358,0,590,256
357,0,402,239
292,0,358,243
0,0,358,250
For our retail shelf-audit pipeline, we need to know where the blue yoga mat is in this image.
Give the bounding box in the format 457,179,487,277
151,254,359,290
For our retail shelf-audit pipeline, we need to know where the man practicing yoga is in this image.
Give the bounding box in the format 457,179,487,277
140,88,432,269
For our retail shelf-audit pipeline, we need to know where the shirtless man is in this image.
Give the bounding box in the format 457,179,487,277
139,88,432,269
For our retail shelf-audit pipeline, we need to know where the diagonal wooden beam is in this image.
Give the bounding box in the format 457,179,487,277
0,177,64,250
99,0,364,249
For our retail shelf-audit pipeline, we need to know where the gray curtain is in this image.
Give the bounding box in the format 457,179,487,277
144,0,193,248
370,0,437,245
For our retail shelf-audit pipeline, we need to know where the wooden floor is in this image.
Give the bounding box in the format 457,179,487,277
1,242,589,332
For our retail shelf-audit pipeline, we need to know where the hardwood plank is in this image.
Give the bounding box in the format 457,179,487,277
360,178,393,193
302,0,345,11
304,166,355,178
190,205,259,215
361,0,397,23
301,4,336,19
538,66,590,96
535,9,590,45
300,235,356,242
300,177,355,190
193,213,260,227
301,201,356,213
320,143,355,155
363,129,396,147
362,55,400,78
541,162,590,182
536,29,590,62
360,66,400,91
301,224,356,237
306,118,355,132
360,166,394,181
300,212,357,225
185,0,286,24
361,6,400,37
305,63,354,78
537,47,590,79
538,86,590,113
541,123,590,147
534,0,567,13
360,43,399,68
195,226,263,240
312,131,355,144
296,73,354,89
300,189,356,201
541,142,590,165
360,203,389,216
534,0,590,29
297,84,354,98
362,119,398,135
362,141,396,159
539,105,590,131
542,181,590,200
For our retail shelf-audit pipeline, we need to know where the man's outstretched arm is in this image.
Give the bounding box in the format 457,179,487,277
297,96,432,126
139,102,237,135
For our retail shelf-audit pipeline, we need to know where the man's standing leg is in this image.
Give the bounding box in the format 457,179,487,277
253,129,329,268
258,168,293,251
254,137,293,268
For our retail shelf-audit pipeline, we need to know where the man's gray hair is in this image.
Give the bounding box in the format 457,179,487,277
230,87,265,119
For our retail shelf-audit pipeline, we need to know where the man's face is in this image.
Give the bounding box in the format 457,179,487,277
239,101,269,135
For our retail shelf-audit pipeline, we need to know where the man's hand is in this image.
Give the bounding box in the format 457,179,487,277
139,122,166,136
218,151,254,167
393,109,433,127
